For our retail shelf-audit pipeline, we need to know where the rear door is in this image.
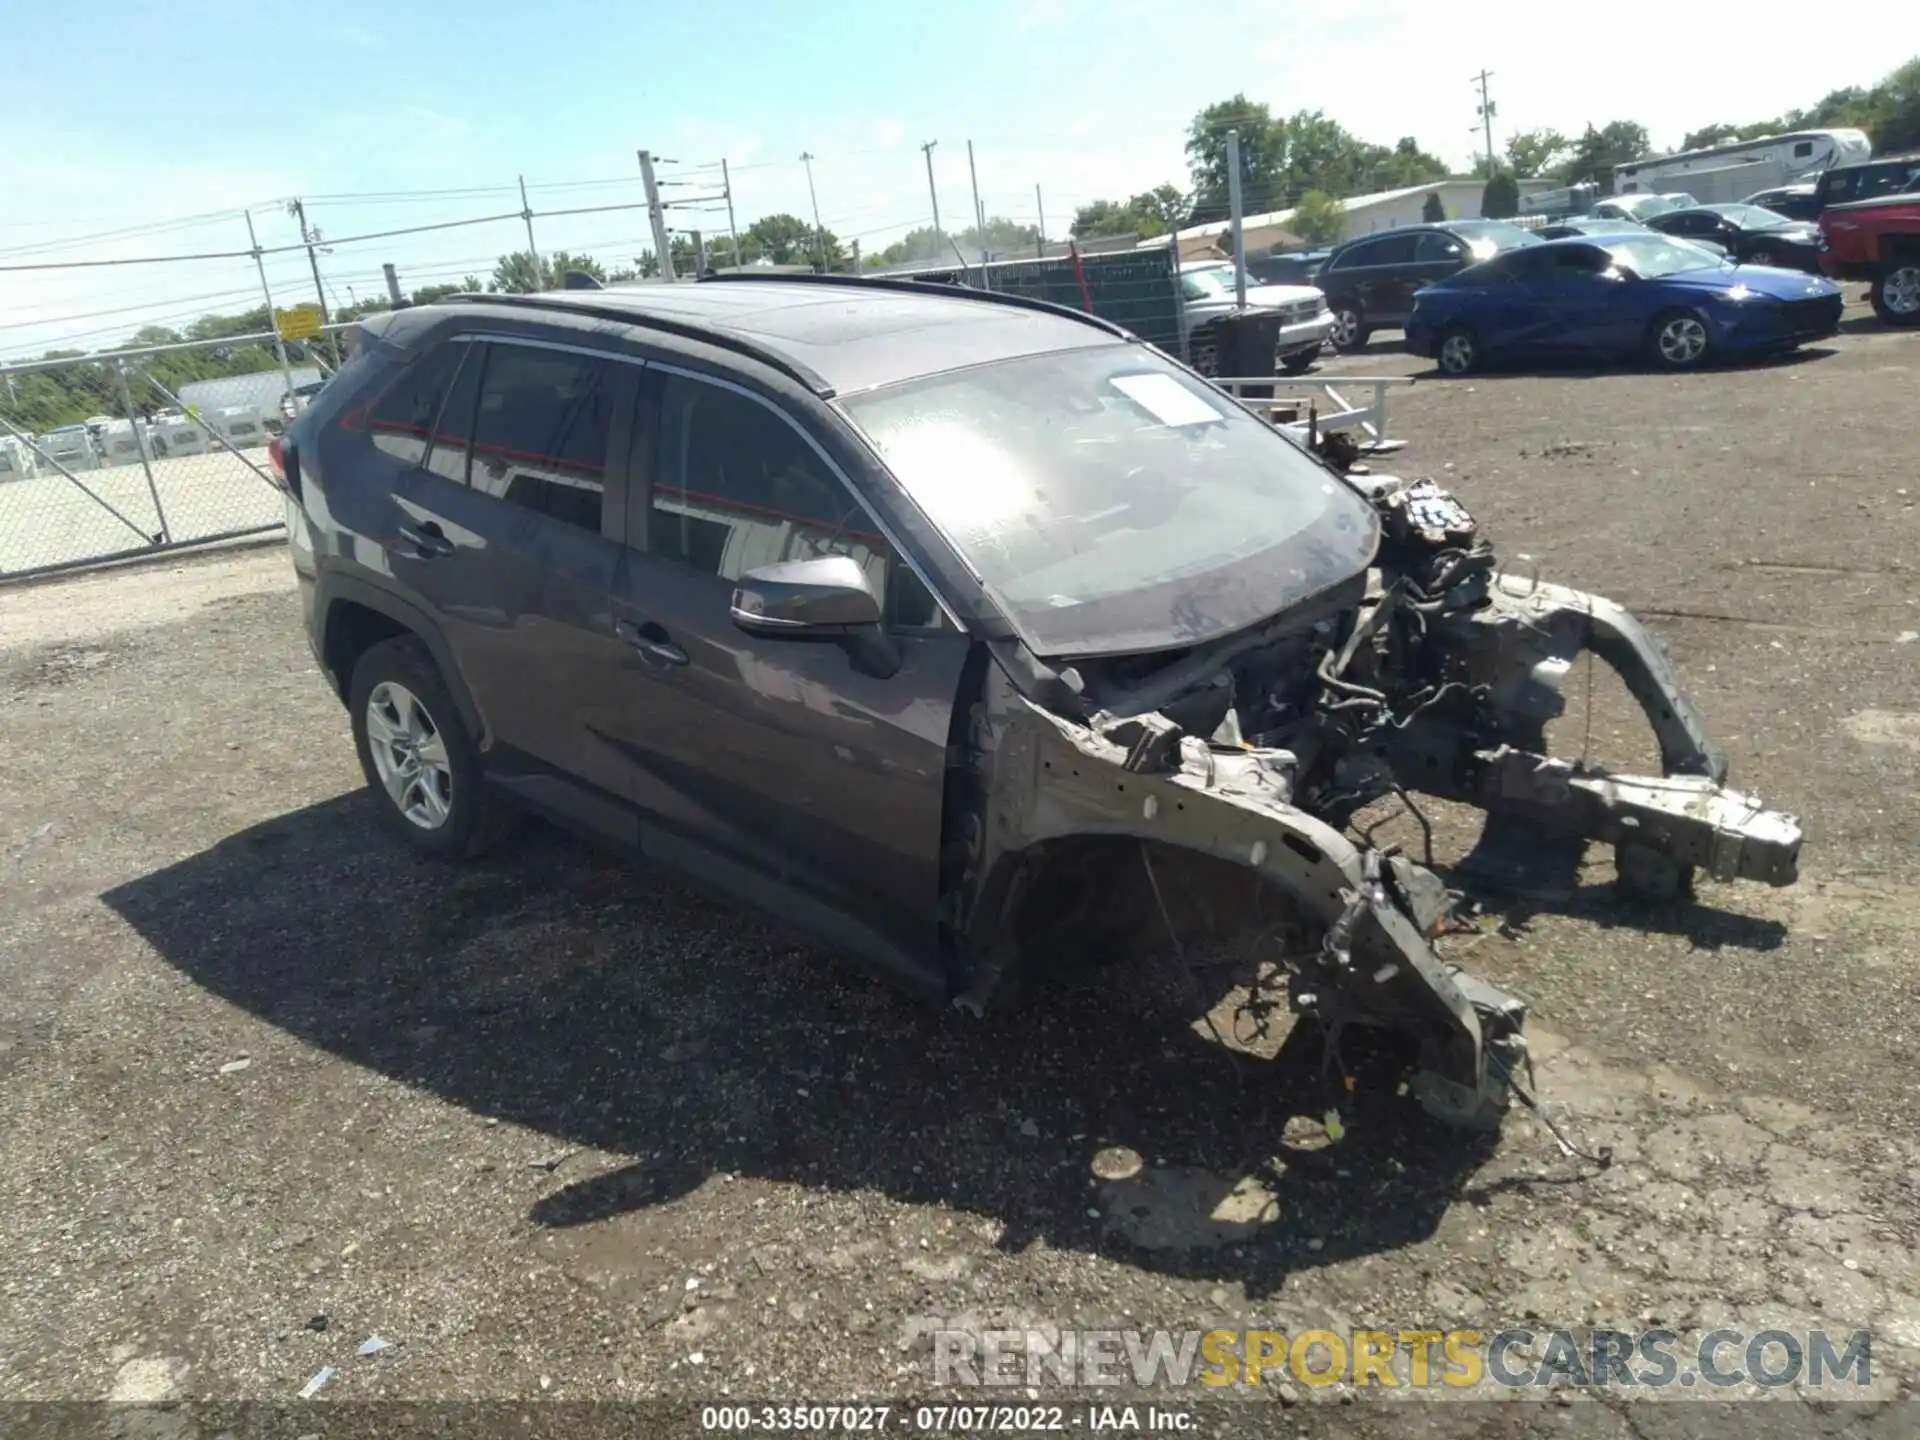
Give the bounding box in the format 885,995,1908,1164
379,334,647,840
1355,232,1424,324
597,364,970,982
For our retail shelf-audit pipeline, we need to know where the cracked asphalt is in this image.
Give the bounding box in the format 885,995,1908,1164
2,307,1917,1436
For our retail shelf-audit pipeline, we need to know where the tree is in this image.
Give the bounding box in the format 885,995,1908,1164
1421,191,1446,223
547,251,606,285
489,250,545,294
1480,170,1520,219
1679,122,1744,152
1560,121,1652,187
1070,186,1189,241
1186,95,1291,223
1505,128,1571,178
1290,190,1346,247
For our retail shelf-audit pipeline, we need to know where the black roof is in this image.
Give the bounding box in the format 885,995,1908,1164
444,275,1129,398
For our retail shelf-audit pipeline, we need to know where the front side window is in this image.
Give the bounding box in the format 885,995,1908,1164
843,344,1378,657
649,374,942,628
1415,233,1464,263
467,344,617,535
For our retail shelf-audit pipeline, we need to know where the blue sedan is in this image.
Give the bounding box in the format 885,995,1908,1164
1404,233,1845,374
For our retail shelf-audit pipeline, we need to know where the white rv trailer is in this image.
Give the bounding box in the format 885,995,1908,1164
1614,128,1871,195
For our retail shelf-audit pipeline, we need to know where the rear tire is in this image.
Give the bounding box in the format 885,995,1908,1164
1436,324,1479,376
349,637,503,859
1329,304,1369,353
1646,309,1712,370
1869,263,1920,326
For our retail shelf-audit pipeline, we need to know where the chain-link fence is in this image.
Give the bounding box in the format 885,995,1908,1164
0,329,343,579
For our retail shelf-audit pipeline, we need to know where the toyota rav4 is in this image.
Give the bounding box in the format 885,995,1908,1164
275,275,1801,1134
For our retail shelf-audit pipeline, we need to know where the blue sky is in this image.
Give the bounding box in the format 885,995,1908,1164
1,0,1906,357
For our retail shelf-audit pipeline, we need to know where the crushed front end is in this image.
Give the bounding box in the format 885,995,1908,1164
947,472,1802,1131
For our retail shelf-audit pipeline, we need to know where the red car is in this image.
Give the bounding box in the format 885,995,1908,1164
1818,193,1920,325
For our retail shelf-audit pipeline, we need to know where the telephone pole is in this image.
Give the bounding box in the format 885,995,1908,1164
1472,69,1498,175
921,140,943,239
637,150,675,280
721,157,742,270
287,199,337,361
1035,183,1047,258
966,140,987,264
799,152,826,271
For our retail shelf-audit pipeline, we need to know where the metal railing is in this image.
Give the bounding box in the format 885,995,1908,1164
1207,374,1416,452
0,325,348,582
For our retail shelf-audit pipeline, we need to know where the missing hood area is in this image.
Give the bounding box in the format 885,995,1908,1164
941,465,1802,1139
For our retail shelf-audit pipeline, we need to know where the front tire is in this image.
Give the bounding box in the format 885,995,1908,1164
1870,263,1920,326
1279,348,1317,375
1328,304,1370,353
1436,324,1479,376
349,637,497,858
1647,310,1712,370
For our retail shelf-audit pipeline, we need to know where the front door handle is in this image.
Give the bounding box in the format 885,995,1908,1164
615,619,689,668
397,521,454,558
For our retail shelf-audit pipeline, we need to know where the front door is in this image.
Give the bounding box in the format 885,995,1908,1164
599,366,969,985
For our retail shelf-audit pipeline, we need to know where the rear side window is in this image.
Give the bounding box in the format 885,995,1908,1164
468,344,618,535
1365,234,1420,265
1328,240,1377,270
366,341,469,467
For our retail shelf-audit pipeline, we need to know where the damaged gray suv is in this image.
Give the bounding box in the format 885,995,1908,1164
278,274,1801,1131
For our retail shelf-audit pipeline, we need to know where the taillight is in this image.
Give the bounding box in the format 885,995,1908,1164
267,435,299,497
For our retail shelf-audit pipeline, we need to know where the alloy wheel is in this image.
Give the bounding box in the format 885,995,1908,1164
365,681,453,830
1657,315,1709,367
1331,309,1360,348
1884,264,1920,317
1439,331,1476,375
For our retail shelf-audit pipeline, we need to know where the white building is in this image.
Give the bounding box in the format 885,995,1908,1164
1153,179,1560,260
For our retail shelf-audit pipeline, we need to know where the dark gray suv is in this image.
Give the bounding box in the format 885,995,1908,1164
277,275,1800,1133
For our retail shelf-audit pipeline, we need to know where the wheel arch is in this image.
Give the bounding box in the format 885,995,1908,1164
315,572,487,746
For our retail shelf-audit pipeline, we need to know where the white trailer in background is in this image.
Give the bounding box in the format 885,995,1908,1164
153,413,208,457
206,405,269,448
1614,128,1870,195
98,418,158,467
0,435,36,481
42,424,99,471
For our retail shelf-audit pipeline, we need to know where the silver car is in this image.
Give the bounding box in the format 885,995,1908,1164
1177,263,1335,375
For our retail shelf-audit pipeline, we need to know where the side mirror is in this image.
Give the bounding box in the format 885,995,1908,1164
730,554,900,678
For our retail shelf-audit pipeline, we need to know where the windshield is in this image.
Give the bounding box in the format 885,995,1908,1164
1709,203,1793,231
1181,266,1238,297
842,345,1379,656
1601,234,1729,278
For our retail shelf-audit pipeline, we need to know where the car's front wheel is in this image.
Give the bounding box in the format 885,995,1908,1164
349,637,498,858
1870,263,1920,326
1328,304,1369,352
1436,324,1479,376
1647,310,1712,370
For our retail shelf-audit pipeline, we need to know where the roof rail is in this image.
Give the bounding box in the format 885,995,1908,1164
697,269,1139,343
442,292,837,397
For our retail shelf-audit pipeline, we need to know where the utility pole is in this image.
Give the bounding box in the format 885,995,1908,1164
244,210,297,414
851,239,862,275
721,157,742,270
637,150,675,281
692,229,708,275
517,175,543,288
1226,129,1247,308
382,263,404,307
799,152,826,271
1035,183,1048,259
921,140,943,240
1472,69,1498,177
287,199,338,362
967,140,987,265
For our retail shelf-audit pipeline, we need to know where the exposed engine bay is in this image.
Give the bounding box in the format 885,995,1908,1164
945,463,1803,1133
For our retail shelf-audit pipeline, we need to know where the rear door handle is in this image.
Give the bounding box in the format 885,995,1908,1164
397,521,454,558
615,619,688,668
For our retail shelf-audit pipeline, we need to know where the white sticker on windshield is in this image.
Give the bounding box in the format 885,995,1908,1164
1110,373,1224,428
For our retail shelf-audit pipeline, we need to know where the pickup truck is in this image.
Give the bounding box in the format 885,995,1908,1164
1818,192,1920,325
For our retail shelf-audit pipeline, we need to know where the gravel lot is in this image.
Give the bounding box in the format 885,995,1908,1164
2,309,1917,1433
